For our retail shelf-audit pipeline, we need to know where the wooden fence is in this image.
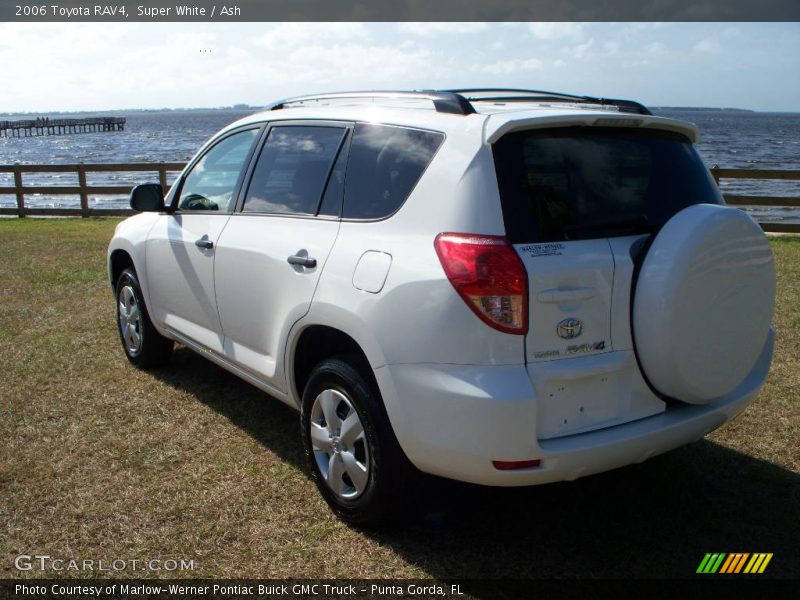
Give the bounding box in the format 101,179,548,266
710,166,800,233
0,163,798,232
0,163,185,217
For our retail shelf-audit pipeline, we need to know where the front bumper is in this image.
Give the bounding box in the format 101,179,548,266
374,328,774,486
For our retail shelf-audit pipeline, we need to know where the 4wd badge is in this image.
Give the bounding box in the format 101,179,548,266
557,318,583,339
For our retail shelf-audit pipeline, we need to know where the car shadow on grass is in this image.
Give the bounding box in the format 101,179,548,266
154,348,799,583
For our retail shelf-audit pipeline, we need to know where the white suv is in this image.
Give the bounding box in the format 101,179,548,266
108,89,776,524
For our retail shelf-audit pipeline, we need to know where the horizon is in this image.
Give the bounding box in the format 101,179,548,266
1,103,798,117
0,23,798,113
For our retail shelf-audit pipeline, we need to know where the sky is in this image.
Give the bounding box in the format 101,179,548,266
0,22,798,113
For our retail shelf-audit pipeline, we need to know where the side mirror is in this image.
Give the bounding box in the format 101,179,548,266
130,183,165,212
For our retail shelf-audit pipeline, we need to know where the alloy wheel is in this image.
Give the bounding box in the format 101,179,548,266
118,284,143,354
309,388,371,499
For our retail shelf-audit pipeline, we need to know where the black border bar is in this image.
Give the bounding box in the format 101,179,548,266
1,579,799,600
1,0,799,22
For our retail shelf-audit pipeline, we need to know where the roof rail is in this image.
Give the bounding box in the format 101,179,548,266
445,88,652,115
268,88,651,117
269,90,476,116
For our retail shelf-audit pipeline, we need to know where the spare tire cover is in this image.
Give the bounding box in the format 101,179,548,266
633,204,775,404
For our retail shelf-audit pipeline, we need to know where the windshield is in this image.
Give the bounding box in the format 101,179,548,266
492,127,723,243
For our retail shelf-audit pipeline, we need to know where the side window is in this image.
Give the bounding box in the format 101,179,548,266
177,129,259,212
242,126,346,215
342,123,444,220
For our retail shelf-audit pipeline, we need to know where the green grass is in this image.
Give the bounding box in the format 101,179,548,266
0,218,798,580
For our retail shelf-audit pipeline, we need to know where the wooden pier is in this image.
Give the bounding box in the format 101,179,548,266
0,117,126,137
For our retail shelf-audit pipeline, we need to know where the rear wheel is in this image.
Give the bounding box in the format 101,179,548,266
300,356,417,525
115,267,173,368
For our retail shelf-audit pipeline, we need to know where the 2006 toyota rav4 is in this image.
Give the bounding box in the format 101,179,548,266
108,89,776,524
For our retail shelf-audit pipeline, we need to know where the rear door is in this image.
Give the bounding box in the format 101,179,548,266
214,122,350,390
493,128,620,364
492,125,722,438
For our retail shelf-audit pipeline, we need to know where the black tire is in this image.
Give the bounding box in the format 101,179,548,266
115,267,173,368
300,356,418,526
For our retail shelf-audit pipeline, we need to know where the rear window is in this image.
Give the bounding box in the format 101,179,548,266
492,127,723,243
342,123,443,220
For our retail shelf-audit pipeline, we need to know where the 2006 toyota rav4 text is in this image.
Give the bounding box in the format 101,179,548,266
108,89,776,524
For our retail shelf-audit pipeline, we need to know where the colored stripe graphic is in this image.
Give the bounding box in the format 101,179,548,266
710,553,726,573
734,553,750,573
697,553,713,573
719,554,735,573
699,552,773,574
744,553,774,574
724,553,749,573
745,554,760,573
697,553,727,573
758,554,773,573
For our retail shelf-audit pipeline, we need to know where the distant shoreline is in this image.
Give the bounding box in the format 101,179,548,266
652,107,755,112
0,106,263,118
8,106,800,118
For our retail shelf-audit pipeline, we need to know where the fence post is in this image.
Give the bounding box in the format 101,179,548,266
13,166,25,218
158,164,168,192
77,164,89,218
711,164,720,186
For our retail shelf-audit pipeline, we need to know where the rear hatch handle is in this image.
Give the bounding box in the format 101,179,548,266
537,287,596,304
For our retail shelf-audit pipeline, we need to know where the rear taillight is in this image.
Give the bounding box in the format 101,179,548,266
434,233,528,335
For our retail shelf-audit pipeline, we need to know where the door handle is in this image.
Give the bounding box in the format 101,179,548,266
195,237,214,250
287,254,317,268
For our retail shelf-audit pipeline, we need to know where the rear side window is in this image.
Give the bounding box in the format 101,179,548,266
342,123,443,220
492,127,723,243
243,126,346,215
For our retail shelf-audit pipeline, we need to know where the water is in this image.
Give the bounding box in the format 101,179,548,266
0,108,257,211
1,107,799,222
655,108,800,224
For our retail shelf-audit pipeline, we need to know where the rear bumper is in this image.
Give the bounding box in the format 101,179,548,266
375,327,774,486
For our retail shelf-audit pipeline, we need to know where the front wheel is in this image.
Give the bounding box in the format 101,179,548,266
300,356,417,526
115,267,173,368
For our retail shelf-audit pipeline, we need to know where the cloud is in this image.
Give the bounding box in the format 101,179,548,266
573,39,594,59
528,23,584,40
0,23,436,110
283,43,434,84
481,57,543,75
644,42,667,55
253,23,371,48
694,39,722,53
0,22,797,112
398,23,488,36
